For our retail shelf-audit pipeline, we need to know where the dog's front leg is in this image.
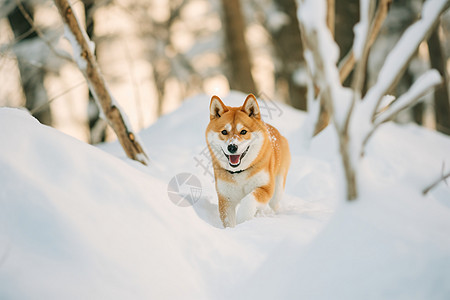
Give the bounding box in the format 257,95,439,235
236,186,272,225
218,195,237,228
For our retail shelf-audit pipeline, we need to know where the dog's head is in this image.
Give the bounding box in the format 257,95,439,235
206,94,267,172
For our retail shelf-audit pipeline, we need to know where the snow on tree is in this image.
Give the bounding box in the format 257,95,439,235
53,0,149,165
54,0,148,165
297,0,447,200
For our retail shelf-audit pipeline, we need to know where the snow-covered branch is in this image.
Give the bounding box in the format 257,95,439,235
356,0,447,155
16,1,73,63
352,0,373,62
338,0,392,83
361,0,449,122
53,0,149,165
348,0,375,129
298,0,447,201
298,0,357,200
374,70,442,126
361,70,442,155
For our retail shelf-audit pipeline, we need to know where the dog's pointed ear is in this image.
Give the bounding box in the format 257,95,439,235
241,94,261,119
210,95,228,120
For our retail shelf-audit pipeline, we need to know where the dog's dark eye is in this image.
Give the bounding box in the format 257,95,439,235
221,130,228,135
240,130,247,135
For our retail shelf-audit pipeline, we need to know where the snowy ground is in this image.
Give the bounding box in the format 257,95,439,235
1,91,450,299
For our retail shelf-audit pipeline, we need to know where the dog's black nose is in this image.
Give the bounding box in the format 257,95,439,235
228,144,238,154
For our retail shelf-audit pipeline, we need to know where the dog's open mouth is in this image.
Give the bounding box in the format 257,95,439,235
223,146,249,168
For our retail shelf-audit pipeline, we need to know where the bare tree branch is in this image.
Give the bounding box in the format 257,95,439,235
423,163,450,195
16,0,73,62
326,0,335,36
53,0,149,165
30,80,87,116
338,0,392,83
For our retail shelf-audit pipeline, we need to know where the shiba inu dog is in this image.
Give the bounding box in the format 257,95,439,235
205,94,291,228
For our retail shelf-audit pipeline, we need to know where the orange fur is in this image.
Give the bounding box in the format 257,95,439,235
205,94,290,227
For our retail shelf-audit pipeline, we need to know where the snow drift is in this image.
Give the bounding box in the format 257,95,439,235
1,92,450,299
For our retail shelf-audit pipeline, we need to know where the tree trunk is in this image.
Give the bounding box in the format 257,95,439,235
221,0,256,93
8,4,52,126
272,0,307,110
427,25,450,135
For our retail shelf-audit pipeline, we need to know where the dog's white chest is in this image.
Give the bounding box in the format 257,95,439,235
217,170,269,202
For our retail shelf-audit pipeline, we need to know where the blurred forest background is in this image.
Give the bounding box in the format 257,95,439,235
1,0,449,144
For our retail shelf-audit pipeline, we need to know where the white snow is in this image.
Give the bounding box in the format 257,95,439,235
378,94,396,112
63,24,87,71
1,91,450,299
352,0,371,60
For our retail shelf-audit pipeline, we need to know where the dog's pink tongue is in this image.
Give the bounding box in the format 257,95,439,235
229,155,240,165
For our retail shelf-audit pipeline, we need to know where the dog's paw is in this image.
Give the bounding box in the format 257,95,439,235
236,193,258,224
